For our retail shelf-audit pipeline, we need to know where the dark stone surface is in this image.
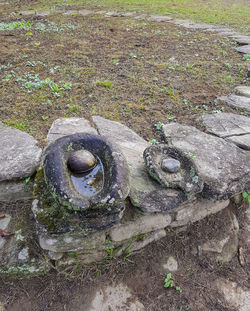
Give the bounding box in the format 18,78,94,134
42,133,130,231
68,149,97,173
144,145,203,195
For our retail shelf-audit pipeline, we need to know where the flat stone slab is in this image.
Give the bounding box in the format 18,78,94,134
47,118,98,143
86,284,145,311
198,208,239,263
234,86,250,98
0,180,33,202
163,123,250,199
199,113,250,150
170,199,229,227
215,279,250,311
232,36,250,46
92,116,187,212
109,213,171,242
146,15,172,22
0,123,42,182
0,214,11,249
218,95,250,115
235,45,250,54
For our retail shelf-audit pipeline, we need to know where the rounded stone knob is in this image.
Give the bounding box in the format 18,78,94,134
161,157,181,173
68,150,97,174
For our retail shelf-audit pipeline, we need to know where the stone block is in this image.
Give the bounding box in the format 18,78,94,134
163,123,250,199
235,86,250,98
109,213,171,242
118,229,166,256
47,118,98,143
0,180,33,202
38,230,106,253
0,123,42,182
170,199,229,227
235,45,250,54
199,112,250,150
93,116,187,212
217,95,250,115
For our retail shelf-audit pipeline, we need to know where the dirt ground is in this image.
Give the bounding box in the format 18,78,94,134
0,2,249,147
0,1,250,310
0,201,249,311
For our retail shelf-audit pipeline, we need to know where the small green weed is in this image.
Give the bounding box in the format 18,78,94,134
0,20,32,31
23,177,31,186
96,80,113,88
149,139,157,145
242,54,250,61
155,122,163,130
5,120,29,131
242,192,250,205
164,273,181,292
105,248,117,260
188,152,196,159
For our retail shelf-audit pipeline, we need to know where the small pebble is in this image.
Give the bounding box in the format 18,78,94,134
161,157,181,173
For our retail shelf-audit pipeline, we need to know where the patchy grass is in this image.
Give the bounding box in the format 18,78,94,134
10,0,250,32
0,12,249,144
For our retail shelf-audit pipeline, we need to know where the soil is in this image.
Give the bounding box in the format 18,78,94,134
0,201,249,311
0,2,249,148
0,1,250,310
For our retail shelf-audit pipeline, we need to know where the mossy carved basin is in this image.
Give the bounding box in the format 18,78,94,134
38,133,130,231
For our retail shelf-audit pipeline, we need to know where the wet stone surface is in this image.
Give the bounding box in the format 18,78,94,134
70,156,104,198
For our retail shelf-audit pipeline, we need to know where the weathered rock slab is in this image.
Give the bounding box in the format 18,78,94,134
109,213,171,242
117,229,166,256
232,36,250,45
0,123,42,182
86,284,145,311
225,134,250,151
235,86,250,98
199,112,250,150
0,180,33,202
38,230,106,253
47,118,98,143
215,278,250,311
218,95,250,115
93,116,187,212
235,45,250,54
200,113,250,137
163,123,250,199
170,199,229,227
0,214,11,249
146,15,172,22
199,208,239,262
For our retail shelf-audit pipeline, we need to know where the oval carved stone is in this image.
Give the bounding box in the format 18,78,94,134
68,150,96,173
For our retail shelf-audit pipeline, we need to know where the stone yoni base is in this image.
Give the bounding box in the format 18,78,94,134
36,198,229,265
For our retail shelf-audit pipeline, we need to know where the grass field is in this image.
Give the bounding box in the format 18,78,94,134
16,0,250,33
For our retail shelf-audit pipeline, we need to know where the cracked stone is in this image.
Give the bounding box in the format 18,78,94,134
235,86,250,98
235,45,250,54
163,123,250,199
47,118,98,144
217,95,250,115
199,113,250,150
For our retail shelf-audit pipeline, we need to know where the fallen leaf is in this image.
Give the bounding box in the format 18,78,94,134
0,214,5,219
